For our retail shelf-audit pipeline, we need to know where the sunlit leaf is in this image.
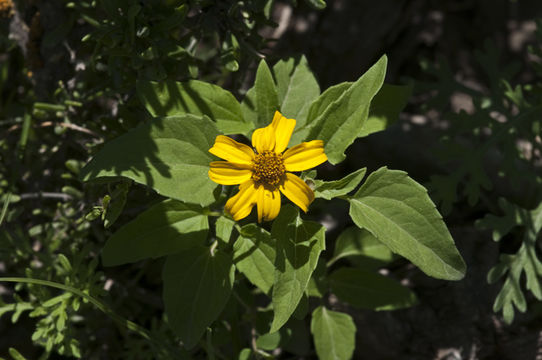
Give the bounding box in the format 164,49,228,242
313,168,366,200
272,56,320,125
137,79,251,135
361,83,411,137
80,115,219,206
233,224,276,294
328,226,394,268
305,55,387,164
242,60,279,129
310,306,355,360
270,206,325,332
349,167,466,280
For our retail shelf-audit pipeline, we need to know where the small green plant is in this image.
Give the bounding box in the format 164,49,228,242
420,24,542,323
80,54,465,358
1,0,471,358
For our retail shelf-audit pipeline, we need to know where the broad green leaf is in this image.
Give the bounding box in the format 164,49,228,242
306,83,352,124
328,226,394,268
102,200,208,266
233,224,276,294
240,87,258,130
256,328,292,350
307,258,328,298
272,56,320,125
237,349,253,360
80,115,219,206
329,267,418,310
283,319,311,356
137,79,251,135
360,84,411,137
241,60,279,128
310,306,355,360
215,216,235,245
293,82,351,144
348,167,466,280
313,168,366,200
163,246,235,349
292,293,309,319
270,206,325,332
306,56,387,164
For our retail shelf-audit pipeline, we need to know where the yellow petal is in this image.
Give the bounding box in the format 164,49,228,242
209,135,255,164
283,140,327,171
225,180,258,221
270,111,296,153
208,161,253,185
252,125,276,153
256,184,282,222
279,173,315,212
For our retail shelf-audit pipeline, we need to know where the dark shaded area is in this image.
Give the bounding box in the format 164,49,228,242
270,0,542,359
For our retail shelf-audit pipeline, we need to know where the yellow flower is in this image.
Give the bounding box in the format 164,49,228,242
208,111,328,222
0,0,14,18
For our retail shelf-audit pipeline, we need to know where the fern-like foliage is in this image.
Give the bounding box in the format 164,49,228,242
477,198,542,323
420,39,542,214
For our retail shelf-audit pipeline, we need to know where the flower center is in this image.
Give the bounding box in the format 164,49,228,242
252,150,285,186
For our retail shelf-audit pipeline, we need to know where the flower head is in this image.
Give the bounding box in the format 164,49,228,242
0,0,14,18
208,111,327,222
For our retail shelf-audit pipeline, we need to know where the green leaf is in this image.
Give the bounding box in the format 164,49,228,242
103,181,130,229
237,349,253,360
137,80,251,135
270,206,325,332
306,83,352,125
348,167,466,280
328,226,394,268
102,200,209,266
306,56,387,164
478,199,542,323
361,84,412,137
80,115,220,206
215,216,235,245
477,198,526,241
256,328,292,350
163,246,235,349
242,60,279,128
283,319,311,356
304,0,327,10
310,306,355,360
292,293,309,319
313,168,366,200
329,267,418,310
272,56,320,125
292,82,351,145
8,348,28,360
307,258,327,298
233,224,276,294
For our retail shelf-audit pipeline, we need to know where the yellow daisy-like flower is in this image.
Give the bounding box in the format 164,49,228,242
208,111,328,222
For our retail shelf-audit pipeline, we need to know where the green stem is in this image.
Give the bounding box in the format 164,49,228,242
206,328,215,360
17,113,31,158
0,277,151,339
0,192,11,226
